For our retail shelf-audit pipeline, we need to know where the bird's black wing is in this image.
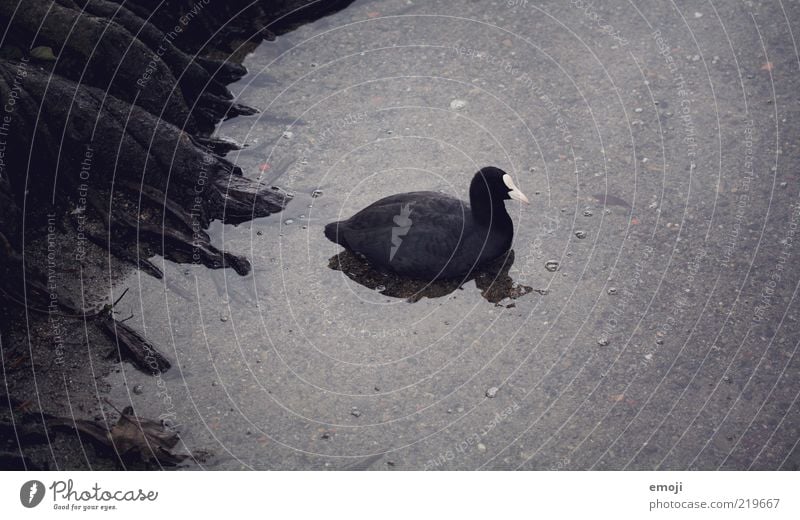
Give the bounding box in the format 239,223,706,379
338,193,474,277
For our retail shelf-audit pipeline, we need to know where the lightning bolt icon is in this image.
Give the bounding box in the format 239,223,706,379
28,482,37,504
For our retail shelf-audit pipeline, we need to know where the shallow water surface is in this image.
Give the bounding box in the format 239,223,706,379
107,0,800,470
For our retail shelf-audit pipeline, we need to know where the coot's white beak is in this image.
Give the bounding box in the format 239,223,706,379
503,174,530,204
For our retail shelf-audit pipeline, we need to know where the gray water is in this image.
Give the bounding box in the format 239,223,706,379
107,0,800,470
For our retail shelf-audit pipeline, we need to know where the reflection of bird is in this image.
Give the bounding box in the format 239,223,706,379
28,483,37,504
325,167,529,280
329,248,533,304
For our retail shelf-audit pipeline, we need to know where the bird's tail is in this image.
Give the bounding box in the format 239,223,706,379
324,221,349,248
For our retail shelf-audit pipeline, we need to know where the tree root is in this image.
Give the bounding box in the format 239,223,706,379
98,316,171,375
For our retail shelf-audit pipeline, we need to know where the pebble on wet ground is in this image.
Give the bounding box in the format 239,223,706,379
486,387,499,398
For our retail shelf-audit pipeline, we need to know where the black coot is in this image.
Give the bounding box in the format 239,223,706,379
324,167,529,280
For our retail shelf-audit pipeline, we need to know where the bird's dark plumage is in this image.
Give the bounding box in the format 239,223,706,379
325,167,528,280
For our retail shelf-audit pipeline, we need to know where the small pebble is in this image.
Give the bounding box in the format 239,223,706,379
634,107,643,113
607,287,618,295
449,99,467,110
282,131,294,139
220,315,229,322
486,387,499,398
545,260,559,272
575,230,587,239
133,384,143,395
351,408,362,418
477,443,487,452
597,337,610,346
312,189,323,198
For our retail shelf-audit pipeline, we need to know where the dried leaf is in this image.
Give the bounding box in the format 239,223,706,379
49,405,195,466
30,46,56,61
108,406,186,464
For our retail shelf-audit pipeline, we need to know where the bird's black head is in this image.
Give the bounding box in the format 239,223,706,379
469,167,529,206
468,167,529,227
